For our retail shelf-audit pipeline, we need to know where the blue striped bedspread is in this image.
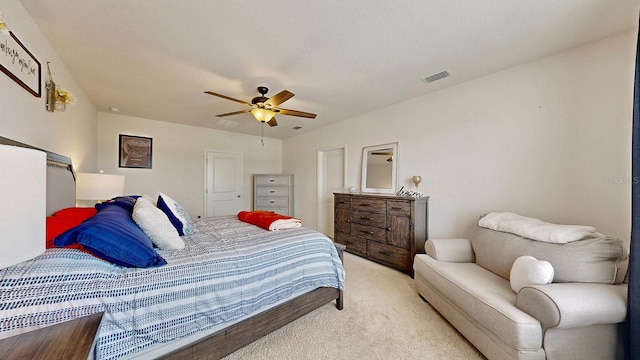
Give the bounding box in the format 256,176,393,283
0,216,345,360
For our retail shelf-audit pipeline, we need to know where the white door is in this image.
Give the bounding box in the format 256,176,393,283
317,146,346,238
205,151,243,217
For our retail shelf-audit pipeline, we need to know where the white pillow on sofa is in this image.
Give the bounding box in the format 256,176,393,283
509,255,554,293
133,196,185,250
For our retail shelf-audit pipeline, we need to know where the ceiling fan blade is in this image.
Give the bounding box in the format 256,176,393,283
276,108,317,119
205,91,251,105
265,90,294,107
267,117,278,127
216,109,251,117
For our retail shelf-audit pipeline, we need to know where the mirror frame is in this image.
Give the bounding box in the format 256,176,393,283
361,142,398,194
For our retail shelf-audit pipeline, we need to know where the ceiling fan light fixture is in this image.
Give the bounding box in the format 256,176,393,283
251,108,276,122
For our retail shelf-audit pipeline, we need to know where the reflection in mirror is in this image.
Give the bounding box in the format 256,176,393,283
361,143,398,194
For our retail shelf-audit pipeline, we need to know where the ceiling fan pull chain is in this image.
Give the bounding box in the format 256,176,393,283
261,124,264,147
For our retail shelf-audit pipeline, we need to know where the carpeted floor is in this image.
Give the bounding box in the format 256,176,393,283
223,252,485,359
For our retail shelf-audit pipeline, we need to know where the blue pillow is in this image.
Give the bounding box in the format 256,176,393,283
54,204,167,268
95,196,138,213
157,192,193,236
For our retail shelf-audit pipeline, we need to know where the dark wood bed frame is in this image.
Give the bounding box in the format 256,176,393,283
0,136,344,359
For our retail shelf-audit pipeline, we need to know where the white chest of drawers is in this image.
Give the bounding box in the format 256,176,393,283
253,174,294,216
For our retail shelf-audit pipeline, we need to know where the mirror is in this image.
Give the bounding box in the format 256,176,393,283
361,142,398,194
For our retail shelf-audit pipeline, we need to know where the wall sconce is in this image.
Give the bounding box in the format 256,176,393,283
0,11,10,36
76,171,125,203
45,62,76,112
412,175,422,189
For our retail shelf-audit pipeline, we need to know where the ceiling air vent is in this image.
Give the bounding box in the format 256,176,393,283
217,119,239,128
422,71,450,84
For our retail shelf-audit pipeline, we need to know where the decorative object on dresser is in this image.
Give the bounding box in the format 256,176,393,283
253,174,294,216
412,175,422,188
334,192,428,275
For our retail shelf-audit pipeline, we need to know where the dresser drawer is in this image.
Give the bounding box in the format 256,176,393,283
351,210,386,227
256,187,289,197
256,198,288,207
255,206,290,216
351,223,386,242
255,175,290,186
335,232,367,257
351,198,386,213
334,195,351,209
367,241,411,272
388,200,411,215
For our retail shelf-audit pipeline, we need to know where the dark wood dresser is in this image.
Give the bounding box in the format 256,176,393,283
333,193,428,275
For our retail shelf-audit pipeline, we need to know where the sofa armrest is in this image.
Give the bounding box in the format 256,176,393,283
516,283,627,330
424,238,475,263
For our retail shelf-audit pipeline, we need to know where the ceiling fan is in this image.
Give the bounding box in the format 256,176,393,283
204,86,317,127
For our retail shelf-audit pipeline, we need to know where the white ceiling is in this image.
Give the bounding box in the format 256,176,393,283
20,0,640,139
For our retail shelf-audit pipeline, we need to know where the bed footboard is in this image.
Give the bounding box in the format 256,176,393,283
159,287,342,360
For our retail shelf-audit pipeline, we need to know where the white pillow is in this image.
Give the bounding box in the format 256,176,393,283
509,255,554,293
157,192,193,236
133,197,185,250
142,194,157,206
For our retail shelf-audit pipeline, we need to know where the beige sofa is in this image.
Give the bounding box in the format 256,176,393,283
413,219,628,360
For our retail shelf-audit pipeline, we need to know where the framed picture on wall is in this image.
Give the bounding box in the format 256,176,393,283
119,134,152,169
0,31,41,97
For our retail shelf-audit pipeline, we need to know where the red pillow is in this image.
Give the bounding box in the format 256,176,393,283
54,207,97,219
46,207,97,249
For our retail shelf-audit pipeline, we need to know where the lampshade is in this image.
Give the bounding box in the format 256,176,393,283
0,145,46,269
76,172,125,201
251,108,276,122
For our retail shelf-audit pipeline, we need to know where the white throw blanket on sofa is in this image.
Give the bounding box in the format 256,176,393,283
478,212,597,244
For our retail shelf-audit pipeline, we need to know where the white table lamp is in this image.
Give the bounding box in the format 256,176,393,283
0,145,46,269
76,171,125,202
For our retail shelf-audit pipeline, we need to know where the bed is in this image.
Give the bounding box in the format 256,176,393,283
0,137,345,360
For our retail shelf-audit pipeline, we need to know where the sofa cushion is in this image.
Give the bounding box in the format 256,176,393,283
470,226,627,284
414,254,542,350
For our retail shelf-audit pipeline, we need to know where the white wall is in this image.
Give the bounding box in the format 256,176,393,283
0,1,97,169
284,31,635,247
97,112,283,218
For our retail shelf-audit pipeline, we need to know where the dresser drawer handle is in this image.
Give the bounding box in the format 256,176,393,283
269,179,275,182
391,207,403,210
360,230,374,235
378,251,395,257
360,216,374,220
346,220,351,223
269,201,275,204
346,241,356,245
360,204,370,207
269,190,276,193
